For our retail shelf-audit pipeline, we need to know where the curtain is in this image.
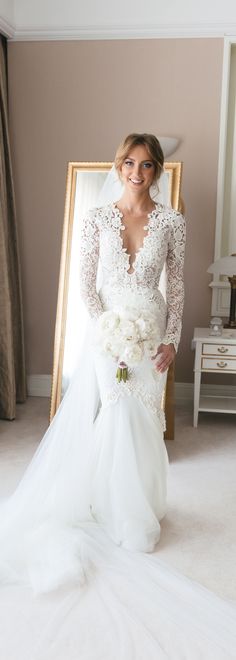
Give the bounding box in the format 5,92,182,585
0,35,26,419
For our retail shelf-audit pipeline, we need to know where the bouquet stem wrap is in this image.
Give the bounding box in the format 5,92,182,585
116,362,128,383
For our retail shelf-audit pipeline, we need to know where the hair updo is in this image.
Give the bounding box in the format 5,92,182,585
114,133,164,182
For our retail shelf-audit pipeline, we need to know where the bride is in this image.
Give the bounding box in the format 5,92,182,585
78,132,185,551
0,133,235,659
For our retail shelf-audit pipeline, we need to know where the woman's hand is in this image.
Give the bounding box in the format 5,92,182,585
151,343,176,373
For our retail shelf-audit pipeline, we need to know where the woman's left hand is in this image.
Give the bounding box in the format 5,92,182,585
151,343,176,373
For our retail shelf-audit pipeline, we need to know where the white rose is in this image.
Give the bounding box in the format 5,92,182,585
118,306,140,322
119,319,138,343
135,313,158,339
112,325,124,347
97,311,120,335
102,338,117,358
146,320,157,336
121,343,144,365
144,339,159,357
135,317,149,339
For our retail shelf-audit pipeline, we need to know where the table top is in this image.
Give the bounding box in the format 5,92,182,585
193,327,236,343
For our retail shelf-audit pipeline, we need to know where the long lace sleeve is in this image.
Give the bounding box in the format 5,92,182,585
162,212,186,352
79,210,104,319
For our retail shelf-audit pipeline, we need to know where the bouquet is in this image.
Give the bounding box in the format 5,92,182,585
96,307,161,382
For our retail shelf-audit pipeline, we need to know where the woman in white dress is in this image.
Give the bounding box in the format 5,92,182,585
0,134,236,660
78,132,185,551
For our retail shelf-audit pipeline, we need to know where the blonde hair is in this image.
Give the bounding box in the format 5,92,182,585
114,133,164,182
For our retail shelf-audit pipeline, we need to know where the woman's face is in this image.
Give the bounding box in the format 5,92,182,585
120,144,155,194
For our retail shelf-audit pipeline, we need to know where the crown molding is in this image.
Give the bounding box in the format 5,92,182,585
0,16,15,38
7,22,236,42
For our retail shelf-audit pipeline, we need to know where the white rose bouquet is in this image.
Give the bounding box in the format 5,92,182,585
96,307,161,382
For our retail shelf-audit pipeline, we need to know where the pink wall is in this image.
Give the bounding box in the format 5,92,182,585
7,38,223,381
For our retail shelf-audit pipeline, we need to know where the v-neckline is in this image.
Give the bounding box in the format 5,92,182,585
112,202,158,275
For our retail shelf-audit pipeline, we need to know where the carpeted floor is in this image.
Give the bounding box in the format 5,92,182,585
0,396,235,601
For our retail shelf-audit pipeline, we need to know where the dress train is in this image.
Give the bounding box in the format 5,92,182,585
0,524,236,659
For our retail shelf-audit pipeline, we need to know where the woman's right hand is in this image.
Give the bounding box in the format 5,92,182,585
151,343,175,373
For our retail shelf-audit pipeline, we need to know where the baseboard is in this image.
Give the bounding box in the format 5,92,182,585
27,375,236,403
27,375,52,397
175,382,236,404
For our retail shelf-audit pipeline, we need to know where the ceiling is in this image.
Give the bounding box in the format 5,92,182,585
1,0,236,40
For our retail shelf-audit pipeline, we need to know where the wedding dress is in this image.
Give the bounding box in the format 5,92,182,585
0,201,236,659
79,201,184,551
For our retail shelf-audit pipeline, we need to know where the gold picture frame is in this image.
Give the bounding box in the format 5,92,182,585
49,161,183,431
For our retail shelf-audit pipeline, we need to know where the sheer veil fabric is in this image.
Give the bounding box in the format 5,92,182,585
0,167,236,659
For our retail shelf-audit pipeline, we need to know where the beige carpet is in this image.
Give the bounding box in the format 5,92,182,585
0,397,235,601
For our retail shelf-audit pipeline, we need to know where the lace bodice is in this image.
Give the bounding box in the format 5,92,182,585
79,202,186,351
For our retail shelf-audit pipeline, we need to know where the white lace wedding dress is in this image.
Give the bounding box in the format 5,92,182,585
79,201,185,551
0,202,236,659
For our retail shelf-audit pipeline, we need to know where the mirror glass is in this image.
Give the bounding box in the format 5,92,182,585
50,161,183,422
222,44,236,257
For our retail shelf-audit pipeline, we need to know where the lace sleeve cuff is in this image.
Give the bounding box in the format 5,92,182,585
161,332,181,354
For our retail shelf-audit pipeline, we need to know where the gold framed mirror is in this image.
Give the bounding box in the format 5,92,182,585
49,161,183,427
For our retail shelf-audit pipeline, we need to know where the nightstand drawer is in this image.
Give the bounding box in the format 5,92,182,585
202,343,236,357
201,357,236,371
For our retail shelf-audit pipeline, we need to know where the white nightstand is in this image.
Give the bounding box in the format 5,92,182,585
192,327,236,427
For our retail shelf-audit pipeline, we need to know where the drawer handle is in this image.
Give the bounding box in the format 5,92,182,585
216,361,228,368
217,347,228,354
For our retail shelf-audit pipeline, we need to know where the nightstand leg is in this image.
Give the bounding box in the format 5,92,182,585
193,370,201,427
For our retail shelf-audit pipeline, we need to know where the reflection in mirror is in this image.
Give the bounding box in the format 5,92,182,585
221,44,236,257
211,40,236,316
50,161,183,427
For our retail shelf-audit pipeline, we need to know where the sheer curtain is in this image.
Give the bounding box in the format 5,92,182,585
0,34,26,419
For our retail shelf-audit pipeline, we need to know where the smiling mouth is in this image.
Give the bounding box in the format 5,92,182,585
129,178,144,184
